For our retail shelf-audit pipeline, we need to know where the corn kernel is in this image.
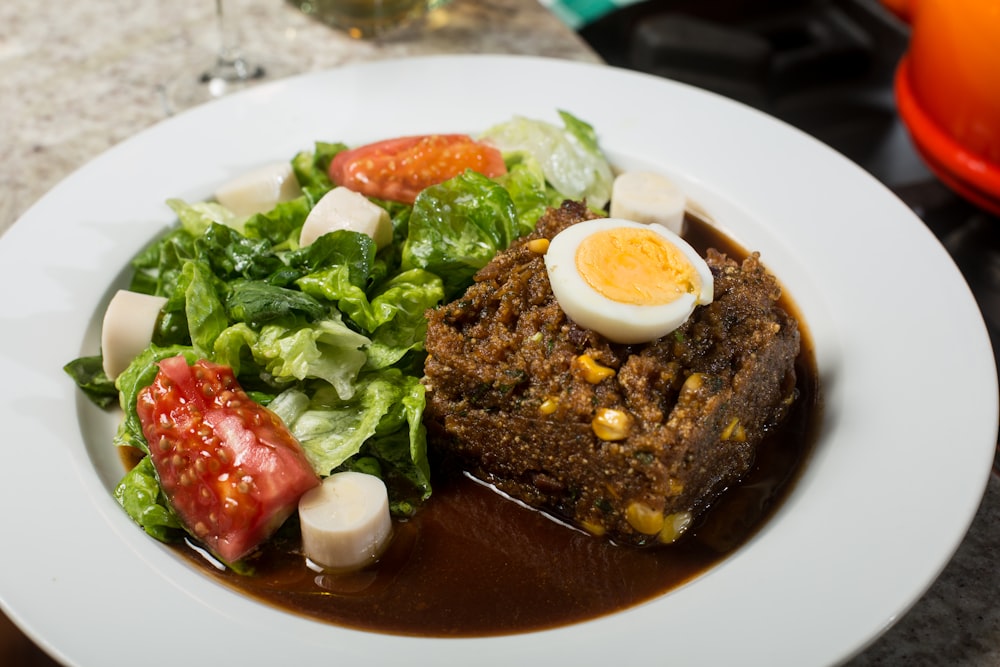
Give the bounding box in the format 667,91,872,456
721,417,746,442
580,520,606,537
575,354,616,384
526,238,550,254
626,501,665,535
539,397,559,415
658,511,693,543
680,372,704,396
592,408,632,441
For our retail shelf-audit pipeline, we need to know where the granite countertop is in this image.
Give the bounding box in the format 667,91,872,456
1,0,601,235
2,0,997,665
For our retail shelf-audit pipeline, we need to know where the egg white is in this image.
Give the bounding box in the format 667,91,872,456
543,218,714,344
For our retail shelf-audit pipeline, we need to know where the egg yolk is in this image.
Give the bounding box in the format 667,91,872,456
574,227,701,305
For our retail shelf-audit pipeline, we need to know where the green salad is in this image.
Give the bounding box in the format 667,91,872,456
64,111,614,560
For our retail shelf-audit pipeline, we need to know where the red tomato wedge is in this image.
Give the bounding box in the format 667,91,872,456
329,134,507,204
136,356,319,563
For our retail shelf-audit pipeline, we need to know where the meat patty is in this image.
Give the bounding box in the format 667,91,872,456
423,200,800,547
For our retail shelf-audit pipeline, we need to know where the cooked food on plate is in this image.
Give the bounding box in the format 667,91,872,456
64,111,818,635
424,201,800,547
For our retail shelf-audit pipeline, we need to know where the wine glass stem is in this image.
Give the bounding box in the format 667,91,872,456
216,0,240,67
209,0,261,82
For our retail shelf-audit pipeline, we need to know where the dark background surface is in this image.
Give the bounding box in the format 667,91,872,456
578,0,1000,384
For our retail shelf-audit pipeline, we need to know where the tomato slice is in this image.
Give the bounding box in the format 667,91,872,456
329,134,507,204
136,356,319,563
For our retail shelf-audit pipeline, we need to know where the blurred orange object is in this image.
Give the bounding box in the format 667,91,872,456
879,0,913,21
885,0,1000,214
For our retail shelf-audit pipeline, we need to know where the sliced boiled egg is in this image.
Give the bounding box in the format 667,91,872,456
543,218,713,344
298,186,393,250
214,161,302,218
298,472,393,572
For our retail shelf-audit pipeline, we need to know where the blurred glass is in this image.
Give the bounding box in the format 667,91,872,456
165,0,294,113
202,0,265,96
289,0,450,39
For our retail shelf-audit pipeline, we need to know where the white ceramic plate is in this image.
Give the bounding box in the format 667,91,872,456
0,55,996,667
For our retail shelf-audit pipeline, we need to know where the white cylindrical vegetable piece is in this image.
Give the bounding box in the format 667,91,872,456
101,290,168,380
609,171,686,235
298,472,393,572
214,161,302,218
298,186,393,249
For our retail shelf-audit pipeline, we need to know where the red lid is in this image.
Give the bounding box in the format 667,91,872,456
895,56,1000,215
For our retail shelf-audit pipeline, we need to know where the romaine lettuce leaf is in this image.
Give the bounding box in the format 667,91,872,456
225,280,327,327
362,268,444,370
369,373,431,507
113,456,183,542
129,226,198,301
291,141,345,201
401,170,518,299
212,322,258,376
167,198,245,235
114,344,199,453
298,228,375,278
179,260,229,355
242,196,314,249
68,113,616,552
62,355,118,409
197,222,284,281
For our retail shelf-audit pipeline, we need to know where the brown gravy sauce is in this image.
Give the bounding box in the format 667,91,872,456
137,214,822,638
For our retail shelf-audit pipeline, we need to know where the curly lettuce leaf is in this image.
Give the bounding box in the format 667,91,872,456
495,152,561,234
479,110,613,209
250,314,370,400
68,114,617,552
298,264,443,369
269,370,430,503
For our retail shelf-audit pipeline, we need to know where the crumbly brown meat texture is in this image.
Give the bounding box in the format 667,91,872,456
423,200,800,546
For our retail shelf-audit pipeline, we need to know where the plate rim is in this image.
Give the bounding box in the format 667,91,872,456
1,53,996,667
